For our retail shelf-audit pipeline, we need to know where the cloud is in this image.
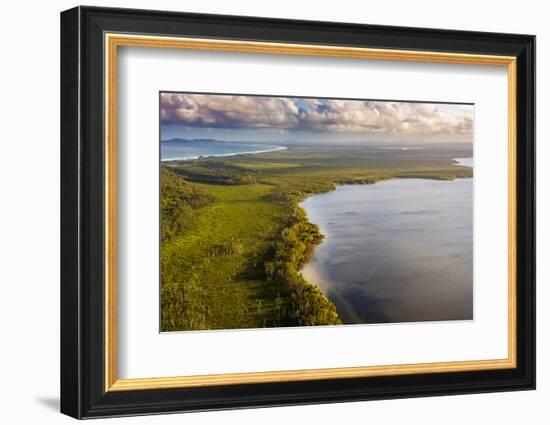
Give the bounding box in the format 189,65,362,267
160,93,473,137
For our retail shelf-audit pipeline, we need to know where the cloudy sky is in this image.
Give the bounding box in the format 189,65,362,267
160,92,474,144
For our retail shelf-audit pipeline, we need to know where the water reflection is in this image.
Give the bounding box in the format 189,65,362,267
300,177,473,324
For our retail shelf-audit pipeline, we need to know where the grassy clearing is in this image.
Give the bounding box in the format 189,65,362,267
161,182,291,331
161,144,473,331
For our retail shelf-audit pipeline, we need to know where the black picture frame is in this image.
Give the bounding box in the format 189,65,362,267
61,5,535,419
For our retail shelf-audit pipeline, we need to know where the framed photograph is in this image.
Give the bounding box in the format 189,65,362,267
60,6,535,419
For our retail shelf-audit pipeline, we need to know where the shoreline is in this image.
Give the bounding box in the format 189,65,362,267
452,157,474,167
296,160,474,322
161,145,288,162
162,151,474,330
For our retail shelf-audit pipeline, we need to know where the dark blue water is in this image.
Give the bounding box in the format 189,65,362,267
300,177,473,324
161,140,287,161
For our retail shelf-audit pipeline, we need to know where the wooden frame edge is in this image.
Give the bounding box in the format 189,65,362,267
108,358,516,391
105,32,118,390
104,33,518,392
507,59,518,369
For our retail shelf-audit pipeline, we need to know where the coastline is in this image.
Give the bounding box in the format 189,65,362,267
161,145,288,162
161,150,474,330
297,164,473,323
452,157,474,167
297,163,474,323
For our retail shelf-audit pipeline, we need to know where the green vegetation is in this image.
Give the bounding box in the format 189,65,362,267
161,145,473,332
160,169,213,240
264,205,341,326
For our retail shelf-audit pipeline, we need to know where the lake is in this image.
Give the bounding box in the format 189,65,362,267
300,176,473,324
161,139,287,161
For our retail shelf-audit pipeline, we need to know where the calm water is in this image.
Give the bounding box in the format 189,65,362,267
300,177,473,324
161,140,287,161
453,157,474,167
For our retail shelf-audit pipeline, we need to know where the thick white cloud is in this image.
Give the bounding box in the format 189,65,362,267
160,93,473,137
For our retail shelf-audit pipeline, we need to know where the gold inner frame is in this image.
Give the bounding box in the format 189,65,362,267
104,33,517,392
